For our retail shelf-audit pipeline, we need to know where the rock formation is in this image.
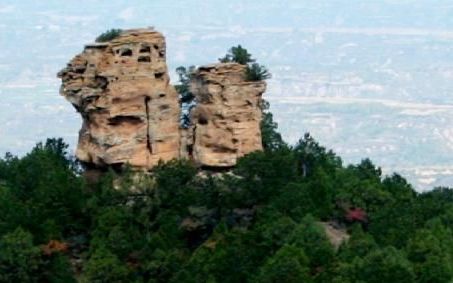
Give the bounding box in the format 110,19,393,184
58,28,266,170
187,63,266,167
57,28,181,169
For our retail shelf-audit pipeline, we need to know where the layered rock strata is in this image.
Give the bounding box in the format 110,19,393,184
58,29,267,170
57,28,180,169
187,63,266,167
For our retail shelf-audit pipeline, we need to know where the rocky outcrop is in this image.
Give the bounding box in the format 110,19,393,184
319,222,350,250
187,63,266,167
58,29,266,171
57,28,180,169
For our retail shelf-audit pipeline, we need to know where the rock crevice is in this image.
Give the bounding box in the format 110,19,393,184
144,96,153,155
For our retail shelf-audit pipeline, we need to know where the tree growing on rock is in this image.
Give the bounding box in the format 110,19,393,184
219,45,271,81
95,29,123,43
245,63,271,81
175,65,196,128
259,100,285,151
219,45,255,65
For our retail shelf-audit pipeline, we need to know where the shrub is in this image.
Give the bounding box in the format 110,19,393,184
260,100,286,151
287,215,335,268
0,228,41,282
219,45,271,81
219,45,254,65
355,247,415,283
253,245,312,283
95,29,123,43
245,63,271,81
175,66,197,128
82,248,129,283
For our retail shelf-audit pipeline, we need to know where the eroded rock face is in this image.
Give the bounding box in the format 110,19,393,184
57,28,180,169
188,63,266,167
58,28,266,171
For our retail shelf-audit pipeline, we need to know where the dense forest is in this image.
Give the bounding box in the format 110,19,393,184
1,128,453,282
1,44,453,283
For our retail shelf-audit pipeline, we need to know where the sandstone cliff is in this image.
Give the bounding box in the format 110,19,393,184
57,28,181,169
187,63,266,167
58,29,266,170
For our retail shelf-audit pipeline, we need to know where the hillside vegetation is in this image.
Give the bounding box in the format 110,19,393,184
1,130,453,282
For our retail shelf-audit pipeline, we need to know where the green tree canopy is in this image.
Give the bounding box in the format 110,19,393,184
95,29,122,43
253,244,312,283
219,45,255,65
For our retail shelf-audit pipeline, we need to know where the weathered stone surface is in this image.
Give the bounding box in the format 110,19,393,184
57,28,180,169
58,28,267,171
188,63,266,167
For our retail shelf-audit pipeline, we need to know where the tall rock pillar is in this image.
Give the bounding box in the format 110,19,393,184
57,28,180,169
188,63,266,167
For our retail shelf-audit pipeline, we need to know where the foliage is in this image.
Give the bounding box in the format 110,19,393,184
0,138,86,240
337,226,378,260
0,128,453,282
294,132,342,177
175,66,196,104
287,215,335,269
95,29,122,43
245,63,271,81
260,99,286,151
219,44,271,81
0,227,41,283
219,45,254,65
353,247,416,283
175,66,196,128
82,248,129,283
253,244,312,283
406,227,453,283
